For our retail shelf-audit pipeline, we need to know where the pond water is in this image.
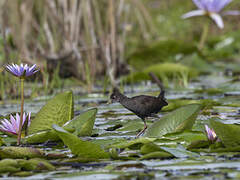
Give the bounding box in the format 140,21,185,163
1,74,240,179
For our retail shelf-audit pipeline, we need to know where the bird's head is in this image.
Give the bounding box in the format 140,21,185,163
110,88,122,103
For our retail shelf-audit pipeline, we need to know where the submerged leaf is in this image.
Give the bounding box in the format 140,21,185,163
53,125,110,159
210,119,240,147
29,91,74,135
145,104,201,137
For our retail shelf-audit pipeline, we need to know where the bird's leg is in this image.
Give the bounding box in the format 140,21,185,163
136,120,147,138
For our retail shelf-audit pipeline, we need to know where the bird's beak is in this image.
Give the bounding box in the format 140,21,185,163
106,99,112,105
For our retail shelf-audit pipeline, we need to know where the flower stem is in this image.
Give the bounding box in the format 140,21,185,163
17,78,24,145
198,21,209,51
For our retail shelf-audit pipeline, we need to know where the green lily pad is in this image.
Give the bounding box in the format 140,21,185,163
187,140,210,149
140,151,173,160
28,91,74,135
0,147,44,159
161,146,199,158
24,130,59,144
162,99,220,112
25,108,97,143
53,125,110,159
0,159,20,173
116,121,144,132
140,142,199,158
64,108,97,136
164,130,207,143
210,119,240,147
18,158,55,171
140,142,165,155
111,137,155,149
145,104,201,137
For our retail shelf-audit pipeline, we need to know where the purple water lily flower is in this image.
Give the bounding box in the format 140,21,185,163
0,113,31,135
205,125,218,142
182,0,240,29
5,63,39,78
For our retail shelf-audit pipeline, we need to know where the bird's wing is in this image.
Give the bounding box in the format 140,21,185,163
129,96,160,115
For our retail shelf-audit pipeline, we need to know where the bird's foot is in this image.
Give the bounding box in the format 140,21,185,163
136,130,144,138
136,125,147,138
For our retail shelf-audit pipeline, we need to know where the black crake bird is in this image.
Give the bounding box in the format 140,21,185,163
110,72,168,137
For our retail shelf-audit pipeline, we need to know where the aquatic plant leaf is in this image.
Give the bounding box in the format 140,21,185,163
140,142,199,158
163,99,220,112
140,151,173,160
25,109,96,143
53,125,110,159
187,140,210,149
0,159,20,173
28,91,74,135
24,130,59,143
0,147,44,159
116,121,144,132
17,158,55,171
210,119,240,147
164,130,207,143
145,104,201,137
111,137,155,149
161,146,199,158
64,108,97,136
140,142,165,155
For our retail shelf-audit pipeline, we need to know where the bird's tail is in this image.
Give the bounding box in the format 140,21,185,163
148,72,166,99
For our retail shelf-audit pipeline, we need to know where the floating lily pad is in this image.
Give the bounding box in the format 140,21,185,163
18,158,55,171
111,137,155,149
140,151,173,160
145,104,201,137
210,119,240,147
53,125,110,159
140,142,165,155
116,121,144,132
25,108,97,143
161,146,199,158
28,91,74,135
163,99,220,112
0,159,19,173
0,147,44,159
0,159,20,173
187,140,210,150
64,108,97,136
24,130,58,144
164,130,207,143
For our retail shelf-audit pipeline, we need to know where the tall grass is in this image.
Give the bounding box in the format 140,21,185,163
0,0,155,91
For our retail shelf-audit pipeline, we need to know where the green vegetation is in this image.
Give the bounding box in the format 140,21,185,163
1,0,240,179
